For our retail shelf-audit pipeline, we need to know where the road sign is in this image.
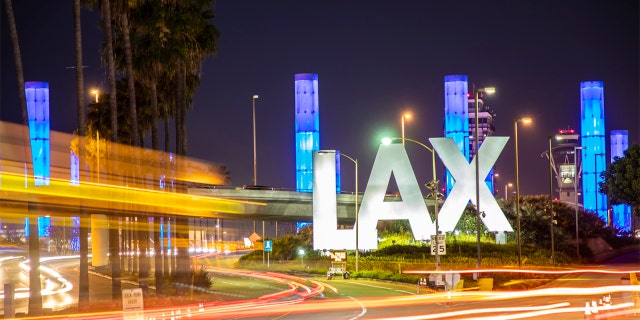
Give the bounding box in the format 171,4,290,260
430,235,446,255
329,250,347,262
264,240,272,252
122,288,143,312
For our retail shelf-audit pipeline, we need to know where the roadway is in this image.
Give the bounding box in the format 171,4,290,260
1,249,638,319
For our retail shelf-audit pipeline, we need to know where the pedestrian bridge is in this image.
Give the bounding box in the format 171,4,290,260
187,187,439,223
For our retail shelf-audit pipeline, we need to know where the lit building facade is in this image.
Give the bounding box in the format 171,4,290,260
443,75,470,195
468,93,497,194
25,81,51,187
610,130,631,232
551,128,580,204
295,73,320,192
580,81,608,222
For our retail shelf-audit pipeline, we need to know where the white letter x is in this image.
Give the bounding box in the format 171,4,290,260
429,137,513,232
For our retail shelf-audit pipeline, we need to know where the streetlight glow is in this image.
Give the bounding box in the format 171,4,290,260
482,87,496,94
505,182,513,200
90,89,99,103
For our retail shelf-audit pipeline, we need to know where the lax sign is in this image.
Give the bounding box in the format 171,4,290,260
313,137,512,250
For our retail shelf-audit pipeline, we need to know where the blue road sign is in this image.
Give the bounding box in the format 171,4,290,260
264,240,272,252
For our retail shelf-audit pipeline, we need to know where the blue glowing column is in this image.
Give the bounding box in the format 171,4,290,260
24,82,51,239
25,82,50,186
295,73,320,193
610,130,631,232
580,81,607,221
443,75,469,195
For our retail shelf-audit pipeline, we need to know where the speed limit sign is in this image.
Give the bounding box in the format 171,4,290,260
430,235,446,255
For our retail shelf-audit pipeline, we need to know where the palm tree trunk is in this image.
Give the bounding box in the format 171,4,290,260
101,0,122,304
103,0,118,143
151,83,159,150
73,0,90,310
174,66,183,155
164,117,170,152
5,0,43,315
121,11,139,147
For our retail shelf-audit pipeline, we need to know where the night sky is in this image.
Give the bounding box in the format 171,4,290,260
2,1,638,197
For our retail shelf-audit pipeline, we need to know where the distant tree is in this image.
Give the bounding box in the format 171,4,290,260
600,143,640,217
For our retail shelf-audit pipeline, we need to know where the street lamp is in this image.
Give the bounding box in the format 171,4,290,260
401,112,412,147
252,95,259,185
574,146,585,259
252,94,266,264
382,137,440,268
504,182,513,200
338,152,359,272
298,249,305,266
473,86,495,269
548,135,555,264
90,89,99,103
514,117,532,268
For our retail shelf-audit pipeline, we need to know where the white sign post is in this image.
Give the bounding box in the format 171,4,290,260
122,288,144,319
430,235,446,255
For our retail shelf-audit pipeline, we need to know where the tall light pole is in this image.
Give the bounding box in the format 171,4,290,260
574,146,585,259
401,112,412,147
252,95,259,185
474,86,495,269
339,152,359,272
382,137,439,268
514,117,532,268
252,94,265,264
505,182,513,200
548,135,555,264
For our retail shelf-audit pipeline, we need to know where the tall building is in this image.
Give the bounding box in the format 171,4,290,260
443,75,470,195
610,130,631,232
550,128,580,204
294,73,320,193
580,81,608,222
468,93,497,194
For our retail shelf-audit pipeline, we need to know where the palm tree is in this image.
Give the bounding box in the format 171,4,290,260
72,0,92,310
110,0,140,147
3,0,43,315
99,0,124,302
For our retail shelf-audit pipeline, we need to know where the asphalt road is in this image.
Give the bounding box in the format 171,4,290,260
1,248,638,319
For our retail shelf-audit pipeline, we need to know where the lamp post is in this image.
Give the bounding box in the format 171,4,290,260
574,146,585,259
90,89,99,103
504,183,513,200
514,117,532,268
382,137,439,268
252,95,259,185
473,86,495,269
548,136,555,264
339,152,359,272
401,112,412,147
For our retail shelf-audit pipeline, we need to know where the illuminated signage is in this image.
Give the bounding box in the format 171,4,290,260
313,137,512,250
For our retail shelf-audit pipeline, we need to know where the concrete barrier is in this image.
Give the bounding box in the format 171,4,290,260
478,278,493,291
